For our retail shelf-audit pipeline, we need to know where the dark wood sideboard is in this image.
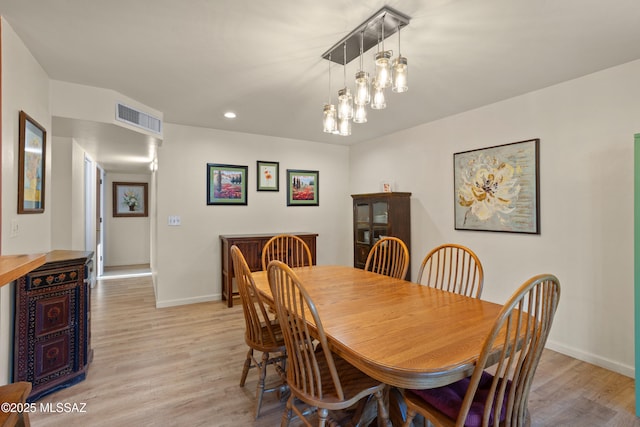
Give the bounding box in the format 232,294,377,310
14,250,93,401
220,233,318,307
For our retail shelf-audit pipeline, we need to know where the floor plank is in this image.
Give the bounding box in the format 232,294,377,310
28,274,639,426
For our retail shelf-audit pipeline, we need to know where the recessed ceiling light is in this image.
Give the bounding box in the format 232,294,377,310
224,112,237,119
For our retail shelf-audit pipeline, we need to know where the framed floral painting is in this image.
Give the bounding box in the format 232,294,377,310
286,169,319,206
257,160,279,191
454,139,539,234
113,182,148,217
207,163,248,205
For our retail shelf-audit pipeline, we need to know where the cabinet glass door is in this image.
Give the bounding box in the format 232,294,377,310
372,202,388,224
356,204,370,222
355,203,371,244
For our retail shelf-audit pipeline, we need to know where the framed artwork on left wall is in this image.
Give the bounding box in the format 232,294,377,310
18,111,47,214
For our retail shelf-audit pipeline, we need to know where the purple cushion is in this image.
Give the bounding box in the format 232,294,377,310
408,371,510,427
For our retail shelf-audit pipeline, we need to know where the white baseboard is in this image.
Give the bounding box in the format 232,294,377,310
155,293,219,308
546,339,634,379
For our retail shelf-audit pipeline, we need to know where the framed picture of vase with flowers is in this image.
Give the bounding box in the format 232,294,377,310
257,160,279,191
113,182,148,217
453,139,539,234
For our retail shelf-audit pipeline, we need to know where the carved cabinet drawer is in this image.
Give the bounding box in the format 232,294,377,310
35,293,72,337
26,266,82,291
34,332,73,381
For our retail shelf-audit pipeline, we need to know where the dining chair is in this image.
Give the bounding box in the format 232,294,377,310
230,245,287,419
416,243,484,298
364,236,410,280
267,260,391,427
0,381,32,426
261,234,313,271
402,274,561,427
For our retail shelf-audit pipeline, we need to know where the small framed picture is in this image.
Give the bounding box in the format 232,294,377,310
18,111,47,214
113,182,148,217
207,163,248,205
257,160,279,191
286,169,319,206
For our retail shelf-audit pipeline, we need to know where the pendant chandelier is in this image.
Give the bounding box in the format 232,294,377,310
321,6,410,136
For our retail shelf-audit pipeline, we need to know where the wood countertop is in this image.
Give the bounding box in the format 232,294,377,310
0,253,47,287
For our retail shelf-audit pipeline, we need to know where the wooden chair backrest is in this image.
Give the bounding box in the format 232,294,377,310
417,243,484,298
231,245,279,348
364,236,409,280
267,260,346,405
261,234,313,271
455,274,560,427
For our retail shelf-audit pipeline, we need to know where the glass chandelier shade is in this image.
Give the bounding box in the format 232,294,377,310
374,50,392,89
337,88,354,120
323,104,338,133
354,71,370,106
371,78,386,109
354,32,370,106
337,42,354,120
322,53,338,133
392,23,408,93
338,116,351,135
392,56,408,93
353,103,367,123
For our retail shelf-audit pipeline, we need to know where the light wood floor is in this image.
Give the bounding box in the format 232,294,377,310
28,274,639,426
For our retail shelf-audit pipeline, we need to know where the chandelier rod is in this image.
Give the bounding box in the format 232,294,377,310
321,6,410,65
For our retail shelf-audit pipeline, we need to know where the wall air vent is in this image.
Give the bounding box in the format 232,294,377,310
116,103,162,135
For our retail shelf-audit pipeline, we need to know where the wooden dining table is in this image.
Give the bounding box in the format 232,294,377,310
252,264,507,390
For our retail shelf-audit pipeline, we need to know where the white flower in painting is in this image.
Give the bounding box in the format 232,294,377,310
458,156,521,222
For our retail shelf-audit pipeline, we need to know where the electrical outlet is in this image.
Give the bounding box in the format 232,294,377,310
168,215,181,226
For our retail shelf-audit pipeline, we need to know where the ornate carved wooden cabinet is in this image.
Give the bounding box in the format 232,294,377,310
351,192,412,279
220,233,318,307
14,250,93,401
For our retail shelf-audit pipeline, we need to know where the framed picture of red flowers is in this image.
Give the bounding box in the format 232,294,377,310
207,163,248,205
257,160,279,191
287,169,319,206
453,138,539,234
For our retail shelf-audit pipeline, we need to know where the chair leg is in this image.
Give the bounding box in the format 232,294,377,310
254,352,270,418
281,395,294,427
240,348,253,387
18,411,31,427
374,389,391,427
317,408,329,427
403,408,417,427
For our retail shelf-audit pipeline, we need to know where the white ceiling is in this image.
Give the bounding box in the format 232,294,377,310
2,0,640,172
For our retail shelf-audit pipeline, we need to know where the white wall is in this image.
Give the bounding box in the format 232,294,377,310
104,172,151,266
71,142,91,251
154,124,351,307
51,136,73,249
350,59,640,378
0,18,52,383
51,80,163,139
